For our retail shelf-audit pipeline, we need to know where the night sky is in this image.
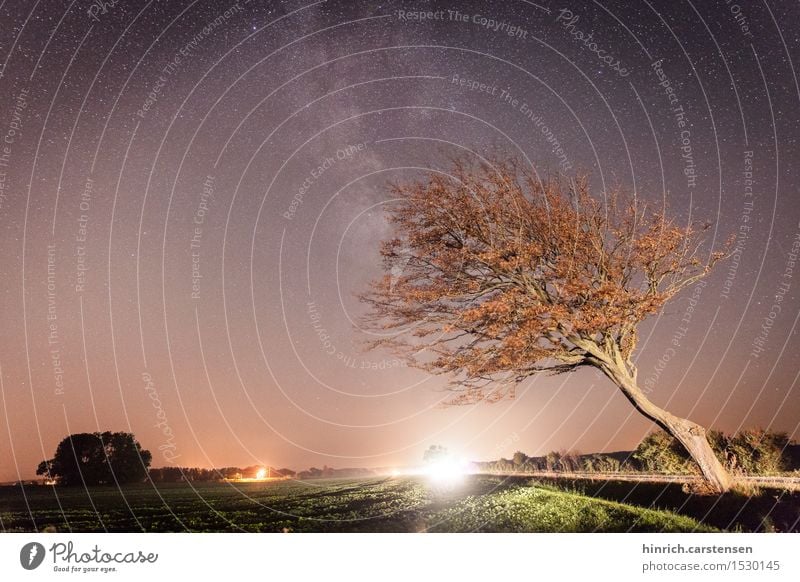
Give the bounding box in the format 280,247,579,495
1,0,799,481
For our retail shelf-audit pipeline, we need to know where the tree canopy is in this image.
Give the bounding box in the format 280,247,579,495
37,432,151,486
423,445,450,463
363,159,726,399
362,159,733,492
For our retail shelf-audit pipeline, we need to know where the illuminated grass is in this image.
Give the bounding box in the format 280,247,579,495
426,485,714,532
0,475,717,532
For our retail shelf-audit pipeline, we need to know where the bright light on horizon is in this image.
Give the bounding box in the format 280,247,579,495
256,468,267,480
423,458,471,485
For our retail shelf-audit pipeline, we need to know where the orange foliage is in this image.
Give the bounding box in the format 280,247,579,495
361,159,729,403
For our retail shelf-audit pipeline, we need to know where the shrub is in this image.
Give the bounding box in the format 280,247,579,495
634,428,792,476
583,454,622,473
726,428,789,475
633,431,695,474
512,451,529,466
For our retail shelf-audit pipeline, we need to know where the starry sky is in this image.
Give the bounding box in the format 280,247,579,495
0,0,799,481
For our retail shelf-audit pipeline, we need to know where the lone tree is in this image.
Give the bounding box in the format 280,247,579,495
361,159,733,492
423,444,450,463
37,432,152,486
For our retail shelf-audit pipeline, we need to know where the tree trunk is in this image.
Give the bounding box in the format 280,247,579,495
601,363,732,493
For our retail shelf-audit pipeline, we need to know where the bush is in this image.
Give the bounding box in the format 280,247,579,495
726,429,789,475
633,431,695,474
634,428,792,476
583,454,622,473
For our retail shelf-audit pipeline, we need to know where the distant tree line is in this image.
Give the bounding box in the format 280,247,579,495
38,428,796,487
295,466,377,480
148,465,376,482
476,449,608,474
477,428,799,476
36,432,383,486
147,466,297,483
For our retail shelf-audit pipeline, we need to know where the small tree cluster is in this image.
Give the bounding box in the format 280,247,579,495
423,445,450,463
633,431,697,474
724,429,790,475
479,449,603,473
633,428,792,476
37,432,151,486
582,454,623,473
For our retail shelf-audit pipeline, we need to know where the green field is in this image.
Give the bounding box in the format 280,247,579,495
0,475,726,533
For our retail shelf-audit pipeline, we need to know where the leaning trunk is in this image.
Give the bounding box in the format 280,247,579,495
658,414,731,493
602,363,732,493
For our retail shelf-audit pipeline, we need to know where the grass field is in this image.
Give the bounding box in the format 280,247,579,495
1,474,796,533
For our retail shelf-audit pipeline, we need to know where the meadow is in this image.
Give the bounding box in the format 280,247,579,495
1,475,797,533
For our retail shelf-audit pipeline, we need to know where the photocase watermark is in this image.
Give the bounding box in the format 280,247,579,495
555,8,630,77
137,75,167,119
451,74,501,97
20,542,46,570
87,0,122,22
720,150,755,299
307,301,406,370
651,58,697,190
724,0,754,38
46,244,65,396
0,162,7,213
749,225,800,358
74,176,93,294
396,9,529,39
190,175,214,300
142,372,180,463
284,142,370,220
643,281,707,394
452,74,573,172
0,88,29,215
24,540,158,574
136,2,243,119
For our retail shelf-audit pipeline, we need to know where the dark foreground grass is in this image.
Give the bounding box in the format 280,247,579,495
523,476,800,533
0,475,728,533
